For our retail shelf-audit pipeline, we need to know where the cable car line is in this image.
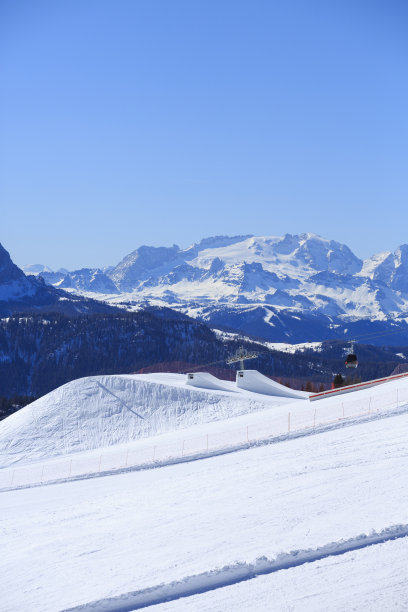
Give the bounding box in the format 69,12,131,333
177,319,408,375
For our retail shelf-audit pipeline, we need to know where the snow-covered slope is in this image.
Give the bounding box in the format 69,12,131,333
2,374,408,611
0,372,296,467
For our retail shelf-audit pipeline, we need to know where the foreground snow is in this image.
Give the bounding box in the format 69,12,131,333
1,372,405,490
2,406,408,611
0,373,296,467
150,538,408,612
2,367,404,471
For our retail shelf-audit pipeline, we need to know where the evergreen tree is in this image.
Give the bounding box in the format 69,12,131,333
333,373,344,388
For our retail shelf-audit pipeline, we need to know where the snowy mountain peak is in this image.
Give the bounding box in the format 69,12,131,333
359,251,392,279
0,242,38,300
109,244,181,291
56,268,119,294
183,234,254,256
361,244,408,293
0,243,119,317
395,244,408,267
186,233,362,279
21,234,408,330
21,263,54,276
0,243,27,284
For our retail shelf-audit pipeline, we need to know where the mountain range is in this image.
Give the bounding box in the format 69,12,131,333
20,233,408,344
0,243,116,318
2,236,408,402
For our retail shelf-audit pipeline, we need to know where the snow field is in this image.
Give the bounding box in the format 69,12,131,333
2,406,408,611
63,526,408,612
2,372,408,610
1,375,407,491
148,537,408,612
0,372,293,468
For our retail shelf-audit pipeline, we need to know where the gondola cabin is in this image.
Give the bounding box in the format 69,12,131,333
345,353,358,368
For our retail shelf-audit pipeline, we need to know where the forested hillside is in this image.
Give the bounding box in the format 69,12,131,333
0,310,224,398
1,308,407,415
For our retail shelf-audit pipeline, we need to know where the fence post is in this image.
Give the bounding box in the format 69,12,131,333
342,403,345,419
313,408,317,429
288,412,291,433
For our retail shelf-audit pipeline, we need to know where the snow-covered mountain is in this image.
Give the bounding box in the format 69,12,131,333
0,243,40,302
106,233,363,293
20,234,408,343
0,242,118,317
360,244,408,293
39,267,119,293
22,263,69,285
54,268,119,294
21,263,55,276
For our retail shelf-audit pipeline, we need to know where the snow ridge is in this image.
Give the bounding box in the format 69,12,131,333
63,524,408,612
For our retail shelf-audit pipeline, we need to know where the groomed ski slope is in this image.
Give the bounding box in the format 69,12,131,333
0,372,298,467
2,377,408,612
149,537,408,612
1,376,406,491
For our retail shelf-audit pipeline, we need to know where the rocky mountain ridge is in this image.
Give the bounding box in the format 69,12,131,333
0,243,117,317
29,234,408,324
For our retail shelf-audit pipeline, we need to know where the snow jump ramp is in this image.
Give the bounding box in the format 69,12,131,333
236,370,310,399
186,372,236,392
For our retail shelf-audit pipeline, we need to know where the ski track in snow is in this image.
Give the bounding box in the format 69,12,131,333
95,381,146,420
63,524,408,612
2,400,408,494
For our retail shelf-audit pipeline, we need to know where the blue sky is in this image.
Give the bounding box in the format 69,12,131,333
1,0,407,269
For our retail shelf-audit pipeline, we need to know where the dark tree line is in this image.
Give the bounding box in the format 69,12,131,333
0,310,227,398
0,395,36,421
0,310,406,411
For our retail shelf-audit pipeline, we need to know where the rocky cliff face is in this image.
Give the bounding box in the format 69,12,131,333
0,243,38,300
0,242,118,317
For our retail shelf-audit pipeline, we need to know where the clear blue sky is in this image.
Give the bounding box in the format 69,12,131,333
1,0,407,270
